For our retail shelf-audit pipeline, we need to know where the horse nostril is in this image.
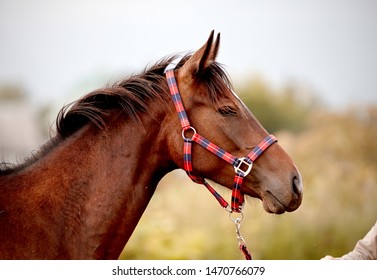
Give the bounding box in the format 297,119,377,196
292,175,303,198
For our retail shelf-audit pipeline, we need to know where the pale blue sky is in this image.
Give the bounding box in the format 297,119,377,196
0,0,376,108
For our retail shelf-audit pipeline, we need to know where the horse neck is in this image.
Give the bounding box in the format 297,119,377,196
0,111,173,259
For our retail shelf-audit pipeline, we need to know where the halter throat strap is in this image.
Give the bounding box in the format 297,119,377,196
165,68,277,213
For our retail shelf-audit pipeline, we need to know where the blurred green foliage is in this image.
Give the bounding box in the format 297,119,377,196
236,77,318,133
121,77,377,260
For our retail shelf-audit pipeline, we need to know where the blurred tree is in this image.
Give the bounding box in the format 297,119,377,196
235,76,318,133
0,83,53,139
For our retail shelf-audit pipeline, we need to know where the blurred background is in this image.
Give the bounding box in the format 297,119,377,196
1,0,376,259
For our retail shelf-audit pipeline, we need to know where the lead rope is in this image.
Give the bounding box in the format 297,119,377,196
165,67,277,260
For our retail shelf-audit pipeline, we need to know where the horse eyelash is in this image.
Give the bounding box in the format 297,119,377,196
217,106,238,116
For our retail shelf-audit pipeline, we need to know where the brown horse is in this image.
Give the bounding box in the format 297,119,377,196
0,31,302,259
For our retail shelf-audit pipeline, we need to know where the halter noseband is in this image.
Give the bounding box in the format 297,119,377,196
165,67,277,213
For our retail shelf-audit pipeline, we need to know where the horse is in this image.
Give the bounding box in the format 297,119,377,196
0,31,302,259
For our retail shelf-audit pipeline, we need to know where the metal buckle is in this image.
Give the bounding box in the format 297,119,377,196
234,157,253,177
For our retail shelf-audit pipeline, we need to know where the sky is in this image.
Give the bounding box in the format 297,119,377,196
0,0,376,109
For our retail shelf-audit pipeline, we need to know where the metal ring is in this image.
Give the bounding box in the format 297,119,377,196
229,211,244,223
181,126,197,141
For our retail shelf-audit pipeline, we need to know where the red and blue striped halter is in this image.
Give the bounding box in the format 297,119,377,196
165,67,277,213
165,64,277,260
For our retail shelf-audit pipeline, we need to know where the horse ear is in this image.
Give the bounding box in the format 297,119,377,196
181,30,220,77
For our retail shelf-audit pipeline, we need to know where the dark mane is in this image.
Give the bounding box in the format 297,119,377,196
56,54,237,139
56,55,180,138
1,53,238,175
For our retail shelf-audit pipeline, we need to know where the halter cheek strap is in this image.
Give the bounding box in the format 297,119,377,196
165,68,277,213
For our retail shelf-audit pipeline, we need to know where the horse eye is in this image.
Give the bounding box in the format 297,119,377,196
217,106,237,116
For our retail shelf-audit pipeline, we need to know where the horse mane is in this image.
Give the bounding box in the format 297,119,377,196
0,53,237,175
56,55,181,138
56,54,236,138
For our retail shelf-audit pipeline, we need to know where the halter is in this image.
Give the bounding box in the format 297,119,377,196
165,65,277,259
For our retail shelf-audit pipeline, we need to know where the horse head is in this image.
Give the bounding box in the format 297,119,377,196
166,31,303,214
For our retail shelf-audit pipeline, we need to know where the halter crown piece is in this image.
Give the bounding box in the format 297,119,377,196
164,62,277,260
